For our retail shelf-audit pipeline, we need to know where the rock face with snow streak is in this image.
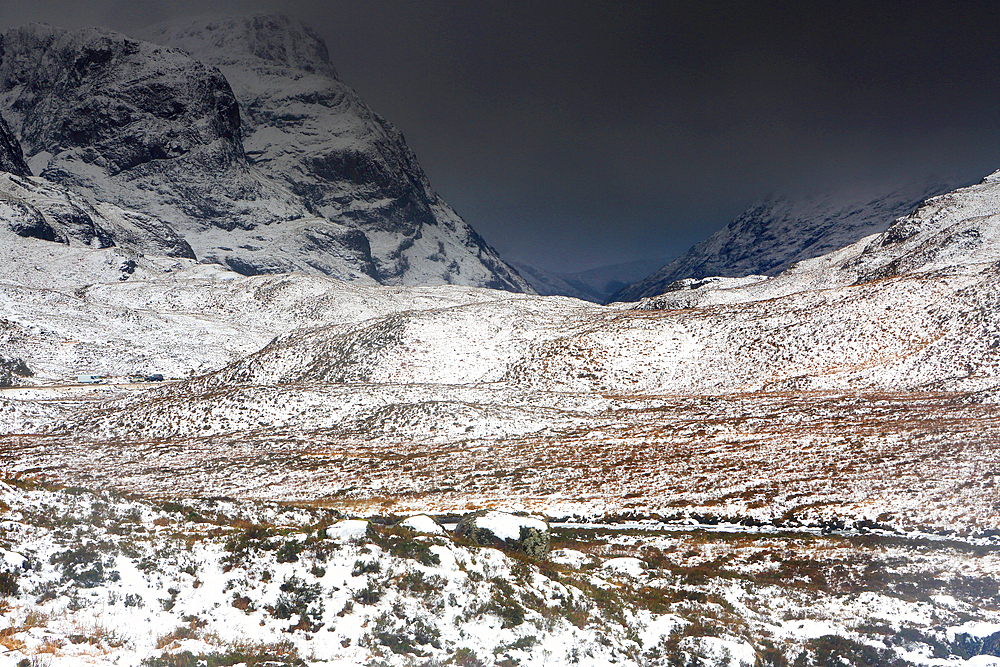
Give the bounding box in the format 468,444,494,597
0,172,194,256
139,14,530,290
614,181,957,302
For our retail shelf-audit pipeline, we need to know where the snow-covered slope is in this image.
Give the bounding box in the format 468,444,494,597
106,170,997,400
0,220,516,381
137,14,531,291
615,180,958,301
6,482,995,667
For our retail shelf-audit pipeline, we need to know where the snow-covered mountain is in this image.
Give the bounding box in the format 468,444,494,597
0,17,530,291
137,14,530,290
613,180,959,302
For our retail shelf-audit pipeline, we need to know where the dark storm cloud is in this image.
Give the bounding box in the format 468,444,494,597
2,1,998,271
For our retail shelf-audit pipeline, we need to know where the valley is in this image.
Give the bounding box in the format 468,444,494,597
1,11,999,667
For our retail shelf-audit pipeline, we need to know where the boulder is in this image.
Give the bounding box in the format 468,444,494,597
455,510,550,559
0,356,32,388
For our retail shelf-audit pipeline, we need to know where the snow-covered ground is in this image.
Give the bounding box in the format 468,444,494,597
2,481,999,667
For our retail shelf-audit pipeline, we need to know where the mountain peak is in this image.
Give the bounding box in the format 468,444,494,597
140,13,339,80
0,15,531,292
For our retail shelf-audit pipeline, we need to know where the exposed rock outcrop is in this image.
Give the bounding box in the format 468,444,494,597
0,24,369,282
0,356,32,387
0,172,194,257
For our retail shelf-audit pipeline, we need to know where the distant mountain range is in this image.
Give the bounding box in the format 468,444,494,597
0,15,531,292
612,179,963,302
512,257,672,303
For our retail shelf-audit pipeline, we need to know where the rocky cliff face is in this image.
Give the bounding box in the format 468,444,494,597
0,25,301,227
0,23,376,281
0,17,530,291
613,180,958,302
1,94,191,255
0,171,195,256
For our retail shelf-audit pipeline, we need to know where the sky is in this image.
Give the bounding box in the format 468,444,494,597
1,1,999,273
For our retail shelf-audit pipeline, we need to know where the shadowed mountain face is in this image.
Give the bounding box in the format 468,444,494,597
0,16,531,291
0,115,29,177
613,180,960,302
0,24,281,225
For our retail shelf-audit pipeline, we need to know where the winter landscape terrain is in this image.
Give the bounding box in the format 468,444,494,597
2,12,1000,667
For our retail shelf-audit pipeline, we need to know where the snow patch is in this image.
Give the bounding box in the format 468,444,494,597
325,519,370,542
401,514,444,535
549,548,591,567
602,557,645,577
476,511,547,541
